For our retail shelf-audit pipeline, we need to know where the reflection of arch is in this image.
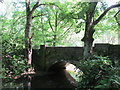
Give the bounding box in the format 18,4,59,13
47,61,81,87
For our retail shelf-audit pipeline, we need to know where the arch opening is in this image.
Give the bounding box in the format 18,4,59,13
47,61,83,86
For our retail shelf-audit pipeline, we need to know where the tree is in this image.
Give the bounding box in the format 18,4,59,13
25,0,45,64
81,2,97,59
31,2,76,47
81,2,120,59
25,0,75,64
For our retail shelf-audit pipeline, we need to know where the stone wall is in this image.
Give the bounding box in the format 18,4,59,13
32,44,120,71
94,43,120,57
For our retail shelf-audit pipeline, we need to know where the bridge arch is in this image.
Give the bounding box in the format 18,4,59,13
47,61,80,73
47,61,81,87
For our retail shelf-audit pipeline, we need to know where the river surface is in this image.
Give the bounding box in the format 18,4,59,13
2,70,78,89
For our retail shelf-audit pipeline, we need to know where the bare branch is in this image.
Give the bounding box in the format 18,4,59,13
60,24,73,37
48,16,55,32
114,10,120,17
13,15,26,25
30,2,62,17
59,21,68,29
93,4,120,25
31,1,40,14
31,3,47,14
114,10,120,26
32,13,47,19
55,11,58,31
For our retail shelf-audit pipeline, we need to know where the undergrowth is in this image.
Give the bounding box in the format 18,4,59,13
76,55,120,89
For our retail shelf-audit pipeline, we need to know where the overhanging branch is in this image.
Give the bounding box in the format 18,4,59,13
93,4,120,25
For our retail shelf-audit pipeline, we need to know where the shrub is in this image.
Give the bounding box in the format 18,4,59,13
76,56,120,89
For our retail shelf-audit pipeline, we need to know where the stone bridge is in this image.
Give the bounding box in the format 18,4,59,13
32,44,120,71
32,45,83,71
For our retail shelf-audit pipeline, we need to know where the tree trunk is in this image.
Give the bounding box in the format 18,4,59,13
82,2,97,60
53,10,58,47
83,27,95,59
25,12,33,64
25,0,40,65
53,34,56,47
82,3,120,60
84,40,93,59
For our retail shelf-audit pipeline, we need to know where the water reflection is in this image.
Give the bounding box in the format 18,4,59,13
2,62,83,89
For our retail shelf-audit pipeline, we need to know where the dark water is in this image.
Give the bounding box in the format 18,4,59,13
2,70,77,89
31,72,76,88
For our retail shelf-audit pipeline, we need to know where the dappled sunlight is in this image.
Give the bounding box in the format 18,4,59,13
65,63,83,82
65,63,80,74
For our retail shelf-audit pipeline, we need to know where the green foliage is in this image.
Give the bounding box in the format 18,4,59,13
95,74,120,88
1,11,27,82
76,56,120,89
31,2,77,46
2,55,30,81
2,1,118,48
1,10,25,53
71,2,88,20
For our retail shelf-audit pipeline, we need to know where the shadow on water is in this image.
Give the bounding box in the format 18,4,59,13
2,71,76,89
2,62,80,89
